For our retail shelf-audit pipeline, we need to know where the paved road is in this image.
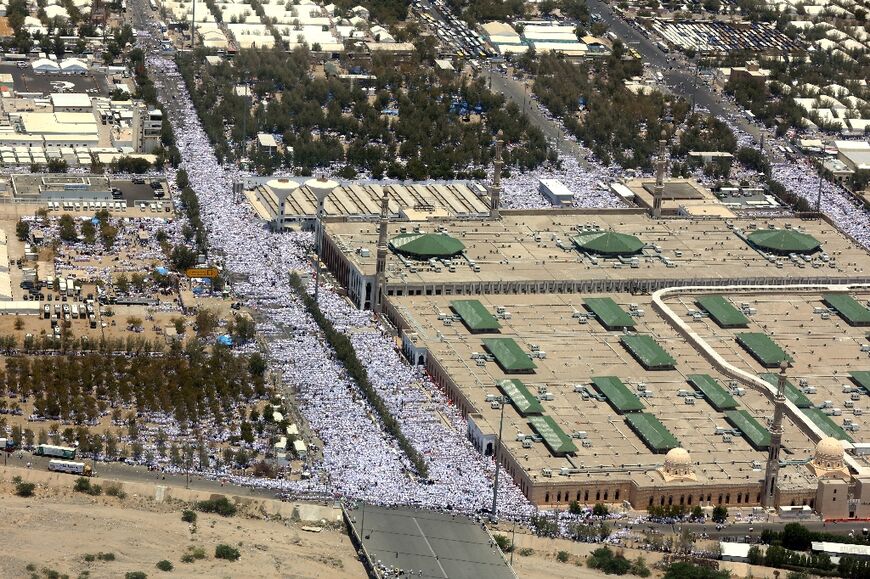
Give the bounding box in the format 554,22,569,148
5,451,284,498
486,68,592,168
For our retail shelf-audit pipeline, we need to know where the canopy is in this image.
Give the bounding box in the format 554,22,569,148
572,231,643,256
389,232,465,259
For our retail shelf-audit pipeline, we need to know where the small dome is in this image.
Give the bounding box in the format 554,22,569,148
815,437,844,464
665,447,691,468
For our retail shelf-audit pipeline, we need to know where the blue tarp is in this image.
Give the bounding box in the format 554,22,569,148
217,335,233,346
154,266,168,275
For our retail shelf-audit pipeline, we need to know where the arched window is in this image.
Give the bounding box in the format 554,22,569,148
596,491,600,501
668,496,673,506
615,490,620,501
557,492,562,502
604,491,609,501
679,495,684,506
584,490,589,501
725,494,730,504
649,496,654,506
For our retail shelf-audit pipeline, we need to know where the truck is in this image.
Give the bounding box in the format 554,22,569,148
34,444,76,459
71,304,79,319
48,459,92,476
0,438,15,451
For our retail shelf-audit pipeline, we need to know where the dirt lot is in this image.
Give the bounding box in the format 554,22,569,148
0,467,365,579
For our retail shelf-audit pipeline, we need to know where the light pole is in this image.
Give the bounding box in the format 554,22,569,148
491,395,510,522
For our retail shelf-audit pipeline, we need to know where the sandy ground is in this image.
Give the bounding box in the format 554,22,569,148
0,468,365,579
505,527,780,579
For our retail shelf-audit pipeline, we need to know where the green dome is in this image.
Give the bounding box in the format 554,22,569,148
572,231,644,256
389,232,465,259
747,229,821,254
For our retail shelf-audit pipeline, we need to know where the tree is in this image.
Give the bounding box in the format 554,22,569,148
81,220,97,244
691,505,704,520
711,504,728,523
15,219,29,241
195,308,218,338
592,503,609,517
215,544,240,561
782,522,812,551
59,214,77,242
663,561,730,579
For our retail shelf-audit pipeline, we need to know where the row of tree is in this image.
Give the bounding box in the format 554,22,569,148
289,272,428,478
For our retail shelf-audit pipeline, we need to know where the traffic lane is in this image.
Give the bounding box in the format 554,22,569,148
587,0,669,67
5,451,282,498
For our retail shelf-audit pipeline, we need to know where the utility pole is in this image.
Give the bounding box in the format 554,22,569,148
510,519,516,566
190,0,196,50
490,396,508,521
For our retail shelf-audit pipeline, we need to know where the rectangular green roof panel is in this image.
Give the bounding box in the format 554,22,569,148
687,374,737,411
823,294,870,327
482,338,536,373
584,297,636,330
802,408,853,442
724,410,771,450
497,379,543,416
624,413,679,453
620,335,676,370
851,371,870,394
591,376,644,413
696,295,750,328
736,333,792,368
528,415,577,455
450,300,501,332
758,373,813,408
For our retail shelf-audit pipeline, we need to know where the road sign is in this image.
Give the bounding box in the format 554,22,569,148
185,267,219,278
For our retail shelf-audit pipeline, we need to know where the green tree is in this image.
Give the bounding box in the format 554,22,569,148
59,214,78,242
711,504,728,523
15,219,29,241
782,522,812,551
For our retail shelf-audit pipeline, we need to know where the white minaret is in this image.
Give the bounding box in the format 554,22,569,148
373,189,389,314
762,361,788,508
490,131,503,219
653,129,667,218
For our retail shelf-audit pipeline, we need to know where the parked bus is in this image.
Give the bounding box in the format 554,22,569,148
34,444,76,459
48,460,92,476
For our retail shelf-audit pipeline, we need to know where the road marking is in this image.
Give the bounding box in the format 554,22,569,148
413,516,448,579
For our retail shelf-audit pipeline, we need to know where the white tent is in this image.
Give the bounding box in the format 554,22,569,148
32,58,60,73
60,58,87,73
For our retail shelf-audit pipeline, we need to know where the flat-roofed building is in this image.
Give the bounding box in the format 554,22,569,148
321,212,870,309
49,92,92,112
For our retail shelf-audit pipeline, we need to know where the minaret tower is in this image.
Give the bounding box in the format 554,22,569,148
490,131,504,219
652,130,667,218
762,361,789,508
373,189,389,314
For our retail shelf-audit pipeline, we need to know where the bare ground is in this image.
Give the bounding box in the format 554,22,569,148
0,469,365,579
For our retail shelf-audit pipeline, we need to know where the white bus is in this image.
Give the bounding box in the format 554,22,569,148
48,459,92,476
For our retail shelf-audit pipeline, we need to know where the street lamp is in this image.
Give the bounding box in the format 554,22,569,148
491,394,511,522
305,176,338,304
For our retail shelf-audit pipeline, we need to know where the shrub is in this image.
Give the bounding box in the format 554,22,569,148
493,534,512,552
518,547,534,557
181,510,197,523
105,483,127,499
155,560,173,571
83,554,96,562
556,551,570,563
98,553,115,561
214,544,240,561
181,547,206,563
195,496,237,517
74,477,102,495
15,481,36,497
125,572,147,579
